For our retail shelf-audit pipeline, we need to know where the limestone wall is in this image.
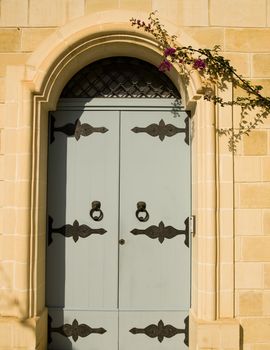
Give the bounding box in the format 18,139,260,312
0,1,269,349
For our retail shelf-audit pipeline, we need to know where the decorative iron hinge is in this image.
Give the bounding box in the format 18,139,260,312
129,316,189,345
131,117,189,145
47,216,107,245
49,114,108,143
48,315,106,343
130,217,189,247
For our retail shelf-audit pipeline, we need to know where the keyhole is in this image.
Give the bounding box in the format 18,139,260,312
119,239,125,245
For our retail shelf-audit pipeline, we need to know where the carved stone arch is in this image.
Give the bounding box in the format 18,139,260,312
3,10,233,349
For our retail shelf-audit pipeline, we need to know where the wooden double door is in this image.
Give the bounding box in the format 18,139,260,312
46,99,190,350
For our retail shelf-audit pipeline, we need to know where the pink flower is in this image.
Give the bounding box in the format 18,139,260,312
158,60,173,72
193,58,206,70
164,47,176,57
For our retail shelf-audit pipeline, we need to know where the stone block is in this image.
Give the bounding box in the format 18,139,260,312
13,320,36,349
67,0,84,20
0,290,28,318
220,209,234,238
4,181,15,207
239,291,263,316
226,29,270,53
3,207,16,235
0,29,21,53
262,157,270,182
235,156,261,182
250,79,270,99
0,322,12,347
0,53,29,76
0,78,5,101
15,181,31,208
235,262,263,288
14,262,28,290
120,0,151,11
2,129,17,154
253,344,270,349
264,263,270,288
219,290,234,319
3,154,16,181
182,28,224,49
151,0,180,25
241,317,270,343
85,0,118,13
29,0,66,26
220,263,234,289
0,262,14,289
17,154,31,181
263,210,270,234
235,209,262,236
16,208,31,236
14,235,29,263
178,0,209,26
240,184,270,208
21,28,56,52
252,54,270,77
263,291,270,315
17,127,32,154
0,235,14,261
243,131,267,156
219,182,234,208
224,52,250,77
0,0,28,27
210,0,266,27
242,236,270,261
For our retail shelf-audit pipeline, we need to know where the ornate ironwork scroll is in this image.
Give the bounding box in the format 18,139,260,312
48,216,107,245
129,316,189,345
60,57,181,99
130,217,189,247
131,117,189,145
48,315,106,343
50,115,108,143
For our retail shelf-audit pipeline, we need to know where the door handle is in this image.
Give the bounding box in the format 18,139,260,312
136,201,149,222
90,201,104,221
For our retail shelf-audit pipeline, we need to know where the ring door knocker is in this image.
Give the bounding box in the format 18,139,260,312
136,201,149,222
90,201,104,221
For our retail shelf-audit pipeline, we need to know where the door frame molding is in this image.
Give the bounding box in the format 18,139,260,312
2,9,237,349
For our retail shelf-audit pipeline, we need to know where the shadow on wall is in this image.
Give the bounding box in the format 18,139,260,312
0,264,36,338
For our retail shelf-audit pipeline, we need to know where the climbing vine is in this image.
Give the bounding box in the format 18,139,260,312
131,12,270,151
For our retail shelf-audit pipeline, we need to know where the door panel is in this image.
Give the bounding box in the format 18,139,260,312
46,110,119,309
48,309,118,350
119,110,190,311
119,311,188,350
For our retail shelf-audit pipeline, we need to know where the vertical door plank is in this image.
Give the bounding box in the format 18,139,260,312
119,110,190,311
46,110,119,350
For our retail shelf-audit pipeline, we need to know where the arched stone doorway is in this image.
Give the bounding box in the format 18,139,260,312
2,13,237,349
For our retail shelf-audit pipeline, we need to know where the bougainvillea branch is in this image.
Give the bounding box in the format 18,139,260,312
130,12,270,151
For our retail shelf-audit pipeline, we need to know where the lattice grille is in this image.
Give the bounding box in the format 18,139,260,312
60,57,180,99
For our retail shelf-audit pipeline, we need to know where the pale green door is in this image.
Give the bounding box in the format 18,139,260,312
46,99,190,350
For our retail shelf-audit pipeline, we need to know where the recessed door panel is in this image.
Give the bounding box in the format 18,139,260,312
46,110,119,310
119,311,188,350
48,309,118,350
119,110,190,310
